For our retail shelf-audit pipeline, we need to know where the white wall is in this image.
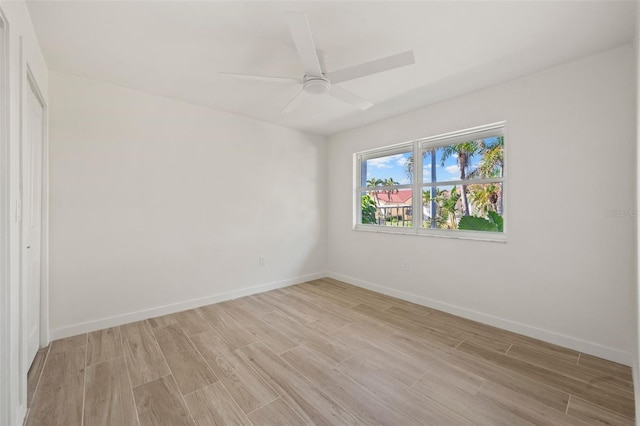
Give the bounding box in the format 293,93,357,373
48,71,327,337
0,1,49,425
327,45,635,365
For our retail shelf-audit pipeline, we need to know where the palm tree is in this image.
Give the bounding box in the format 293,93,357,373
366,177,383,224
366,177,399,224
404,156,414,183
366,177,383,201
468,137,504,215
468,183,500,216
379,178,399,222
423,187,445,227
477,137,504,214
440,142,480,216
437,186,461,229
406,150,438,228
367,178,400,223
366,177,383,188
382,177,399,199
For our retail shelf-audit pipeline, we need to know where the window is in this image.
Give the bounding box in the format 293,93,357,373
355,122,506,241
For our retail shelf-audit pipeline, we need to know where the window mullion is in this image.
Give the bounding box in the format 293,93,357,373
358,184,412,192
413,141,422,230
421,177,505,188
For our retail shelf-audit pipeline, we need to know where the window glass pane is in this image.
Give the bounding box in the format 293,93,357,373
421,185,460,230
466,182,503,217
362,151,412,187
423,136,504,183
360,190,413,227
422,183,503,232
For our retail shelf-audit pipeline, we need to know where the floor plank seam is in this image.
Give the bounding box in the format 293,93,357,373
570,393,637,422
24,345,51,425
276,343,301,356
410,371,428,390
278,396,312,426
582,398,635,420
119,328,142,426
269,343,358,424
217,379,254,424
86,353,127,368
150,327,197,425
275,345,298,358
130,373,173,390
336,354,355,366
475,378,486,395
453,347,589,414
243,395,280,416
594,401,637,421
169,374,197,425
333,321,353,332
32,345,51,404
230,342,292,412
80,333,88,426
182,326,223,389
458,339,636,409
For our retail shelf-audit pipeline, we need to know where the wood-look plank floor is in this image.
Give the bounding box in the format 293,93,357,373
26,279,635,425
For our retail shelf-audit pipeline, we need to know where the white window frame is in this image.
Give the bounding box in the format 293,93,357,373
354,122,507,242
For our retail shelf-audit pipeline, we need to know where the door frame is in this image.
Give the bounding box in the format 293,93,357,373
23,63,49,349
0,7,10,426
18,37,49,411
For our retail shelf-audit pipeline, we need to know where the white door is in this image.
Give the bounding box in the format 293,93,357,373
22,76,44,365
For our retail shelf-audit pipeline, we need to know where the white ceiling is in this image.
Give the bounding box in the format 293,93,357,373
27,1,636,136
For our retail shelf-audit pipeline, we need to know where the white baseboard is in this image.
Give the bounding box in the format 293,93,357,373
50,272,326,340
50,269,632,366
328,271,633,366
15,403,26,426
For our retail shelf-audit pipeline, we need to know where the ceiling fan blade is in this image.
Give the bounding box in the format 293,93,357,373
284,11,323,77
218,72,301,84
327,50,415,84
281,89,308,113
328,85,374,110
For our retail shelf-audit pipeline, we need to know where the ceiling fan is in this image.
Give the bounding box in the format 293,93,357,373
219,11,415,113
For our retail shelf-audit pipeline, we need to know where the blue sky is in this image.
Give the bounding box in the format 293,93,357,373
364,138,499,186
365,149,462,185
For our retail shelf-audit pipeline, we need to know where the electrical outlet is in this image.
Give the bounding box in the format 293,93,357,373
401,260,410,272
258,256,265,267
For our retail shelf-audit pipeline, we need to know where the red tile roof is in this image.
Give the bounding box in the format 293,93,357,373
374,189,412,204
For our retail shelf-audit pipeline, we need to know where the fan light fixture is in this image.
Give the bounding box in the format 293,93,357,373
303,77,330,95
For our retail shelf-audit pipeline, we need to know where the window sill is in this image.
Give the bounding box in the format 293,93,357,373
353,224,507,243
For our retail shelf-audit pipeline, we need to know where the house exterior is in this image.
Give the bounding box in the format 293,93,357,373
372,189,412,223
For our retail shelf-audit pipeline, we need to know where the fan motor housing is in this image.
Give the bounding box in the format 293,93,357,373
303,76,331,95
